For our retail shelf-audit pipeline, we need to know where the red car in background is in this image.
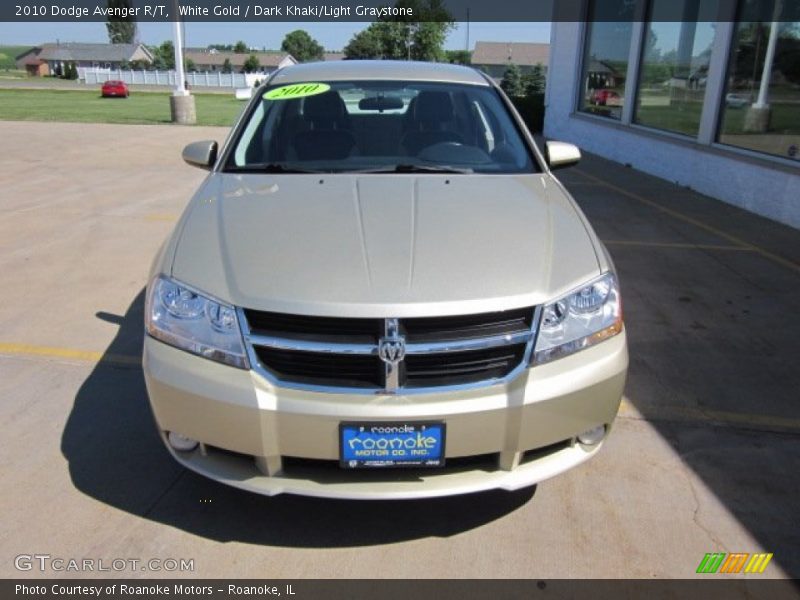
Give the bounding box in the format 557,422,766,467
589,89,621,106
101,80,129,98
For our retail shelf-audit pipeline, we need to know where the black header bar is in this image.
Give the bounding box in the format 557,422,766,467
3,0,800,23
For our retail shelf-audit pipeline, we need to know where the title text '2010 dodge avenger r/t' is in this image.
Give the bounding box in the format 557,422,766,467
143,60,628,499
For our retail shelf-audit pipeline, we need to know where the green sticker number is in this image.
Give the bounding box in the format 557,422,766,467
264,83,331,101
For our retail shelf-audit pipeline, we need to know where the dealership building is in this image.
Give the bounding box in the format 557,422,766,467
544,0,799,228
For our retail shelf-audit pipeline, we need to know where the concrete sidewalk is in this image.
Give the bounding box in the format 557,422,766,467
0,121,798,580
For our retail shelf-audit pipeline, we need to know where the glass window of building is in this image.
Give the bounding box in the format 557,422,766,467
579,0,636,120
718,0,800,161
635,0,719,136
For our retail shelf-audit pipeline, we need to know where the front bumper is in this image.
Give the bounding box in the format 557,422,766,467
143,330,627,499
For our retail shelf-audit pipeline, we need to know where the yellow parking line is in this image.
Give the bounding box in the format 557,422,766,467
574,168,800,275
619,398,800,432
603,240,751,251
0,342,139,367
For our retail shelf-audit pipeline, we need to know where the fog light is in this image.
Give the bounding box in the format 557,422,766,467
577,425,606,446
168,431,199,452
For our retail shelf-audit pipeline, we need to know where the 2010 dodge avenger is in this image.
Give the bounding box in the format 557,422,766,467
143,60,628,499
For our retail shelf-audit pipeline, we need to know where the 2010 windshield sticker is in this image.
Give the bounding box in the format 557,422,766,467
264,83,331,100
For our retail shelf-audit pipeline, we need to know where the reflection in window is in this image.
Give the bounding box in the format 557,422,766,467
579,0,635,120
718,0,800,161
635,0,718,136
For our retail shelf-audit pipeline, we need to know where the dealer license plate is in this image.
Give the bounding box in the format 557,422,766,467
339,422,446,469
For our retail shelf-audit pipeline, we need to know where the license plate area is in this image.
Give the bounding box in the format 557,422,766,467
339,422,446,469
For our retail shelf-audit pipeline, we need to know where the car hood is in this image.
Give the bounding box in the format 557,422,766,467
169,173,600,317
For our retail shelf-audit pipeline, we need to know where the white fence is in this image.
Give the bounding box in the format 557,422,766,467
80,68,270,89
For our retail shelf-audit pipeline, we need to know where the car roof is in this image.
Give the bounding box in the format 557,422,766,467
268,60,491,87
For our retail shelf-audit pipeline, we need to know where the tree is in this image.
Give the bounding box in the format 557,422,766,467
343,0,453,61
281,30,324,62
500,63,524,97
408,21,451,62
185,58,196,72
233,41,248,54
150,41,175,70
243,54,260,73
522,63,546,95
390,0,453,61
106,0,137,44
221,58,233,73
445,50,471,65
344,26,385,59
63,62,78,80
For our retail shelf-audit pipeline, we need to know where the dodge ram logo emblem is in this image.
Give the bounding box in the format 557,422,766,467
378,337,406,364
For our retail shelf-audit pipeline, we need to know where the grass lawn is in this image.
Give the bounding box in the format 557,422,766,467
0,69,28,79
0,88,246,127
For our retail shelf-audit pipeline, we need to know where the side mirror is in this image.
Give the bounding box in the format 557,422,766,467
182,140,218,170
545,141,581,170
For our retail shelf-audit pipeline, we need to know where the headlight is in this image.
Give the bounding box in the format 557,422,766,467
533,272,622,364
145,275,249,369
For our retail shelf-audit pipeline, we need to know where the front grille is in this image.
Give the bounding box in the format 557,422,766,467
242,306,538,393
404,345,528,388
254,347,383,389
281,453,500,479
246,310,381,342
402,307,534,342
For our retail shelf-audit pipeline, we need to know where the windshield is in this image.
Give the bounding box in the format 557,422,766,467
225,80,537,174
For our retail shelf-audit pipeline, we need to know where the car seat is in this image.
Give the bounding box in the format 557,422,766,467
401,91,463,156
291,91,356,161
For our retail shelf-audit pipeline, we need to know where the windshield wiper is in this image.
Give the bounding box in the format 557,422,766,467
227,163,326,174
351,164,474,174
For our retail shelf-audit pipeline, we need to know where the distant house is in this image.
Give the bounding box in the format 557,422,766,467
185,49,296,73
18,54,48,77
323,52,345,62
585,58,624,90
16,43,154,76
471,41,550,80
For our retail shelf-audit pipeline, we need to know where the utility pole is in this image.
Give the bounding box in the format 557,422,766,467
465,8,470,53
169,0,196,124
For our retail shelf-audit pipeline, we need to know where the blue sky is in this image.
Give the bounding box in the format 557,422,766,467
0,21,551,51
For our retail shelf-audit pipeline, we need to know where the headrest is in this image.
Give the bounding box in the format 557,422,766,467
303,91,346,122
414,91,454,122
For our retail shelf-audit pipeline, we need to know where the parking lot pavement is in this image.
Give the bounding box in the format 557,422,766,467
1,121,798,580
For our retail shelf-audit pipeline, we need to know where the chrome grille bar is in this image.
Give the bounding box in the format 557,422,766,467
247,330,532,355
